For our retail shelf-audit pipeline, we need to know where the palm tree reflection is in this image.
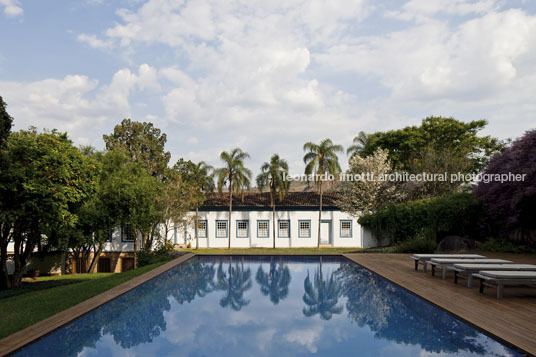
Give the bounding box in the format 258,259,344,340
255,258,291,305
302,257,343,320
214,257,252,311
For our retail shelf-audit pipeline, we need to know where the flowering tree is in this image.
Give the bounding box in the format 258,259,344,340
474,129,536,246
337,148,404,217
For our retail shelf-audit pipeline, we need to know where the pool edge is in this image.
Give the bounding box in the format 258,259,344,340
0,253,196,356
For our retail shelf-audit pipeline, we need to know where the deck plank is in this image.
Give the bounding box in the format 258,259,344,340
343,253,536,356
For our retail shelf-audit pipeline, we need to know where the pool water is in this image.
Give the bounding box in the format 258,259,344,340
16,256,521,356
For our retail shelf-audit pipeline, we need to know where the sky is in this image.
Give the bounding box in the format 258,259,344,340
1,0,535,174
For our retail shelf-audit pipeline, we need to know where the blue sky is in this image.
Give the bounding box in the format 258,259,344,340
1,0,535,173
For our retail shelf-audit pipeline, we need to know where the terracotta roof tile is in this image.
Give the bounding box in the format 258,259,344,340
200,191,340,209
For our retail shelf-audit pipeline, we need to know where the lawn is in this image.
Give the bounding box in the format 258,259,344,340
179,247,363,255
0,262,166,339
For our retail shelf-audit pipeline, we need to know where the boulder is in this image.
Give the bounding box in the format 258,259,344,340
437,236,476,252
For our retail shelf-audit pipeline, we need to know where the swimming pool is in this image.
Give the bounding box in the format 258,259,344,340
15,256,521,356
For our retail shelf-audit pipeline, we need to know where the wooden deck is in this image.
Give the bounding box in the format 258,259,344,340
343,253,536,356
0,253,195,356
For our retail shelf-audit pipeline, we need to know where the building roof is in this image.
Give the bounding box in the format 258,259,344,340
199,191,340,210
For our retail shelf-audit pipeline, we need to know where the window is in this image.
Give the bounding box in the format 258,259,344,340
216,220,228,238
236,220,249,238
257,220,269,238
121,224,135,242
278,220,290,238
298,220,311,238
197,220,208,238
340,220,352,238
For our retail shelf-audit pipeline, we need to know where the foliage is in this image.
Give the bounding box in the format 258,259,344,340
390,230,437,253
346,131,369,158
0,96,13,148
358,193,484,245
337,148,404,217
478,238,536,254
474,129,536,247
0,129,98,288
136,242,174,267
360,116,501,173
103,119,171,177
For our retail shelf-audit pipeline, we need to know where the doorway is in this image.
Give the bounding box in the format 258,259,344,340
320,220,332,245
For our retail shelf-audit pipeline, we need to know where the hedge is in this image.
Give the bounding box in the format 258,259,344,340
358,193,485,245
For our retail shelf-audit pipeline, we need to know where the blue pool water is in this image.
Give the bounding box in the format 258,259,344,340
16,256,521,356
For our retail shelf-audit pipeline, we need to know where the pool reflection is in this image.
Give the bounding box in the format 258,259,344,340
15,256,521,357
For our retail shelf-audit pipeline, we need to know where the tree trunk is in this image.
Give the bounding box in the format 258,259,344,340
228,181,233,250
271,190,276,249
134,228,139,269
60,250,66,275
317,179,323,248
195,206,199,250
87,245,102,273
12,229,35,288
0,239,11,289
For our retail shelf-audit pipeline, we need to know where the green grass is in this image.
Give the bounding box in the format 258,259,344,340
179,247,363,255
0,262,166,339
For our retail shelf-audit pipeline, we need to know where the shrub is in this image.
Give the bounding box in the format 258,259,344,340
136,241,174,267
358,193,484,245
391,230,437,253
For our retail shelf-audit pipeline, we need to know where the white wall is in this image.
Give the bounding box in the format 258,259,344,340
170,209,377,248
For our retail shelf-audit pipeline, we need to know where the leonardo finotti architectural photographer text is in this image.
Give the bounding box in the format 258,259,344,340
283,172,527,184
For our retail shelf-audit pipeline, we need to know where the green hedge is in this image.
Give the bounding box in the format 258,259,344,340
358,193,484,245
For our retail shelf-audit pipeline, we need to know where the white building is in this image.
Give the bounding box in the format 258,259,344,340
172,192,376,248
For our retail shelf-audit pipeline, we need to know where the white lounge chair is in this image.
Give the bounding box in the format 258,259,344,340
429,258,513,280
411,254,485,272
475,271,536,299
450,264,536,287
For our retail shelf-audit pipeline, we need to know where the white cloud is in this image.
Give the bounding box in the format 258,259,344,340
77,34,114,49
0,0,23,17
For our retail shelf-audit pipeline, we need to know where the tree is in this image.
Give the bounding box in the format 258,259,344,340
337,148,404,217
172,160,212,249
302,258,343,320
474,129,536,247
255,258,291,304
303,139,343,247
214,148,252,250
360,116,501,173
0,96,13,148
256,154,289,249
103,119,171,177
0,129,98,288
346,131,369,159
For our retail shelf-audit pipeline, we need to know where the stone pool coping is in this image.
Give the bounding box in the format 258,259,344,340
0,253,195,356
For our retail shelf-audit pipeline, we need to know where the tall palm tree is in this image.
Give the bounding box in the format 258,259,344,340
303,139,343,247
346,131,369,158
255,258,291,304
214,148,252,250
256,154,289,249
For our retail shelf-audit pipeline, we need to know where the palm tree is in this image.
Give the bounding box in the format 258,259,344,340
255,258,291,304
302,257,343,320
214,148,252,250
303,139,343,247
346,131,369,158
346,131,369,157
214,258,252,311
256,154,289,249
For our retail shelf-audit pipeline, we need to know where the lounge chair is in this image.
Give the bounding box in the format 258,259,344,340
475,271,536,299
429,258,513,280
411,254,485,272
450,264,536,287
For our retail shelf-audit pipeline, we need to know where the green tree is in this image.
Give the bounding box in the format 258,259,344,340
0,96,13,148
214,148,252,250
360,116,501,173
255,258,291,304
102,119,171,177
0,129,98,288
303,139,343,247
346,131,369,159
172,160,213,249
256,154,289,249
